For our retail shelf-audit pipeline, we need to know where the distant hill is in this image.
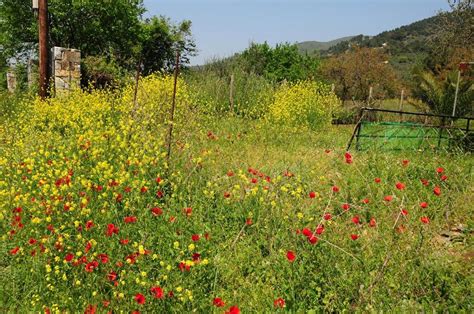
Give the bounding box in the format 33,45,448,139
325,15,442,56
296,36,357,54
317,14,445,81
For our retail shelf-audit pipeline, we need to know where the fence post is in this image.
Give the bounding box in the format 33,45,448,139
229,73,234,115
398,89,404,122
367,86,373,106
166,50,180,163
438,117,446,149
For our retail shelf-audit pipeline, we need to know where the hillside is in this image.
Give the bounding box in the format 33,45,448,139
325,15,441,56
296,36,356,54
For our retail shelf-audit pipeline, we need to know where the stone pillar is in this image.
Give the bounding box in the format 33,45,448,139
51,47,81,92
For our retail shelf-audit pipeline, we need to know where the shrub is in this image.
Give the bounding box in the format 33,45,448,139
266,80,341,130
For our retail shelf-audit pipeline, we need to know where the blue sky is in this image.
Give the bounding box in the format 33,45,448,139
143,0,450,65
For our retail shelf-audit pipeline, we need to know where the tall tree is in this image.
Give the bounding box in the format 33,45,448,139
0,0,146,63
321,47,400,101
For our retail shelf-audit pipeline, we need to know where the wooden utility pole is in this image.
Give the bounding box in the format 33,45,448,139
229,74,234,114
166,50,180,162
38,0,49,99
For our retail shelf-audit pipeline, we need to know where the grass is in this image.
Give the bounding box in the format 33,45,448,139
0,87,473,313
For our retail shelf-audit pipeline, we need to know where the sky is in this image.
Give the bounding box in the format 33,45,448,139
143,0,451,65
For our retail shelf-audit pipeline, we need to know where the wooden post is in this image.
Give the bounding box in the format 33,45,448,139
132,60,141,111
229,73,234,114
38,0,49,99
367,86,373,106
166,50,180,162
398,89,404,122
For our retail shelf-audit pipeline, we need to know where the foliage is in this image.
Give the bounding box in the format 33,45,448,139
321,47,401,101
139,17,196,75
426,0,474,74
0,0,145,62
267,80,341,130
413,69,474,116
81,56,127,89
240,42,320,82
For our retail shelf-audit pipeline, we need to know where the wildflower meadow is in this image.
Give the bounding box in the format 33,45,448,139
0,75,472,313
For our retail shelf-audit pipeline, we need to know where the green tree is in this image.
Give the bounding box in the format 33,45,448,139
240,42,320,82
0,0,146,62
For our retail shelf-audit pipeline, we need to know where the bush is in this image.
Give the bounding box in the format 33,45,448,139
266,80,341,130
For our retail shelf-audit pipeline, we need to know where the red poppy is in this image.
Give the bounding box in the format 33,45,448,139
362,198,369,204
106,224,119,237
226,305,240,314
433,186,441,196
246,218,252,225
395,182,405,190
124,216,137,223
369,217,376,227
227,171,234,177
184,207,192,216
85,261,99,272
401,209,408,216
420,216,430,224
135,293,146,305
115,193,123,203
374,177,381,183
402,159,410,166
65,253,74,262
156,190,164,198
85,220,94,230
28,238,37,245
350,234,359,240
224,191,231,198
345,152,353,164
150,286,164,299
10,247,20,255
120,238,129,245
323,213,332,220
420,179,429,186
192,234,200,242
213,297,225,307
308,236,318,245
140,186,148,193
420,202,428,209
352,216,360,225
84,304,97,314
309,191,316,199
85,241,92,253
251,178,258,184
315,225,324,235
107,271,118,281
384,195,393,202
98,253,109,264
332,186,340,193
151,207,163,216
286,250,296,262
441,175,448,181
302,228,312,237
436,167,444,174
342,203,350,211
274,298,286,308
